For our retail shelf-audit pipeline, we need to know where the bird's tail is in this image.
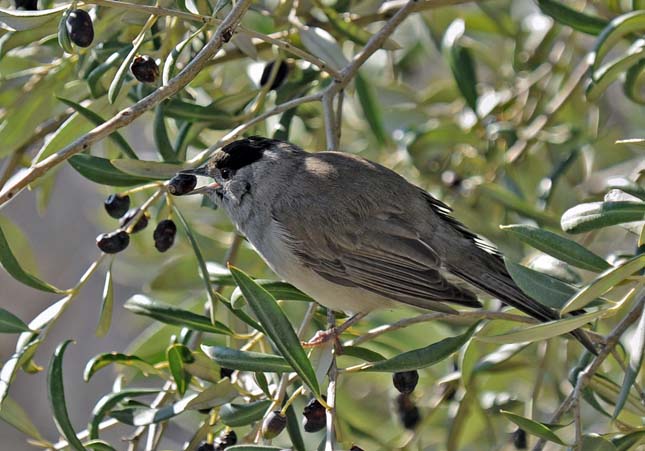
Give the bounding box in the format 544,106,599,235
449,259,598,355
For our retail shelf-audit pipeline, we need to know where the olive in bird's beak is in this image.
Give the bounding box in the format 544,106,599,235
170,167,221,196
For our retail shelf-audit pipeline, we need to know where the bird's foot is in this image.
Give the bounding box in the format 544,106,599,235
302,328,340,348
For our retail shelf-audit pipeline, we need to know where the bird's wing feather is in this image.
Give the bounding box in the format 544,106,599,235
272,208,482,313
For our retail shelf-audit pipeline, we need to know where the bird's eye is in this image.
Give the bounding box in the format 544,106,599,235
220,168,232,179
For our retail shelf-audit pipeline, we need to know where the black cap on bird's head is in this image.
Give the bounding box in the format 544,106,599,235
177,136,276,194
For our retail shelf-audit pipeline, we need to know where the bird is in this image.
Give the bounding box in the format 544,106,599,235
178,135,597,354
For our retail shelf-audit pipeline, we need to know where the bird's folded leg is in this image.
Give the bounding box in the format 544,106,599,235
302,311,368,349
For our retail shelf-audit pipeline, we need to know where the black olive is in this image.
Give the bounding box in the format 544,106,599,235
120,208,149,234
395,394,420,430
130,55,159,83
96,231,130,254
153,219,177,252
392,370,419,394
104,193,130,219
168,174,197,196
262,411,287,439
14,0,37,10
66,9,94,48
214,429,237,449
512,428,527,449
302,398,326,432
260,60,289,90
349,446,365,451
196,442,215,451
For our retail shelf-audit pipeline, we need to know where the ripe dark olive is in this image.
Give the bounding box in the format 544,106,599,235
392,370,419,394
302,398,326,432
214,429,237,449
96,231,130,254
262,411,287,439
349,446,365,451
168,174,197,195
153,219,177,252
512,428,527,449
66,9,94,48
104,193,130,219
196,442,215,451
220,367,234,379
14,0,37,10
130,55,159,83
120,208,149,234
260,60,289,90
395,394,420,430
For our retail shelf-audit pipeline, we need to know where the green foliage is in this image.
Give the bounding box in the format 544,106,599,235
0,1,644,450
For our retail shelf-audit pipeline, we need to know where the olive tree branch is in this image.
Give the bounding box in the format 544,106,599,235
0,0,253,208
531,294,645,451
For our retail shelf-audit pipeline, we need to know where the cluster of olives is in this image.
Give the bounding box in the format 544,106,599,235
261,396,327,439
96,193,177,254
197,429,237,451
392,370,420,430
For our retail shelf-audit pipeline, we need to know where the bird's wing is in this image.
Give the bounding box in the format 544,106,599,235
271,207,482,314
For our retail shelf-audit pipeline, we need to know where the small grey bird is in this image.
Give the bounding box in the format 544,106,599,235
180,136,596,354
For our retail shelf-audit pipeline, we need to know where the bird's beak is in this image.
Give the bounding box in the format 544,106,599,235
178,166,222,195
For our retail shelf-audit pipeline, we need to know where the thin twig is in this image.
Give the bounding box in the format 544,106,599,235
0,0,253,208
325,311,338,451
531,295,645,451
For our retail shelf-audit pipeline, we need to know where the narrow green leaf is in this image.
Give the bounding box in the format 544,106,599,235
163,99,234,127
183,352,220,383
590,11,645,74
48,340,86,451
472,343,530,373
362,323,478,372
230,279,313,309
84,440,117,451
340,346,386,362
0,339,41,407
586,41,645,102
313,0,399,50
614,303,645,418
355,71,388,145
0,307,31,333
220,400,272,427
68,154,152,186
0,222,66,293
0,5,67,31
167,344,193,396
580,434,618,451
83,352,159,382
162,26,205,85
537,0,608,35
480,184,560,227
476,309,607,344
95,265,114,338
501,224,611,272
86,47,132,98
611,430,645,451
442,19,478,112
173,207,219,325
500,411,568,446
285,403,306,451
299,26,349,71
561,201,645,234
57,9,73,53
111,159,184,179
505,260,591,311
124,295,233,335
153,105,177,162
623,57,645,104
226,446,288,450
588,373,645,416
89,389,159,439
228,265,320,397
184,379,238,411
201,345,291,373
561,254,645,314
57,98,138,159
0,395,44,441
